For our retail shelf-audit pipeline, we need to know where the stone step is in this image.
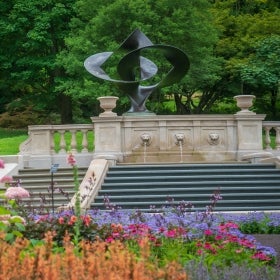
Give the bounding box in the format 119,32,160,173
106,169,280,177
0,167,88,212
91,163,280,212
110,163,275,171
103,174,280,183
98,186,280,194
95,193,280,202
101,180,280,189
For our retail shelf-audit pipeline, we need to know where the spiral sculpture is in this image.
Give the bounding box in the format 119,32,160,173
84,29,190,114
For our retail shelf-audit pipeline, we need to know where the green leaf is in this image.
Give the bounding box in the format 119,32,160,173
0,206,11,215
15,222,25,232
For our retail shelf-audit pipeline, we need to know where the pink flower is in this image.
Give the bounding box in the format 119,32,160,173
58,217,64,224
204,229,213,236
0,159,5,169
252,252,271,261
215,235,223,241
165,229,176,238
67,153,76,166
238,238,255,249
235,249,243,254
5,186,30,199
197,249,203,255
0,176,13,184
105,236,114,243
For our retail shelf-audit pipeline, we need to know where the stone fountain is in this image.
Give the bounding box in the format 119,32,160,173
85,30,265,165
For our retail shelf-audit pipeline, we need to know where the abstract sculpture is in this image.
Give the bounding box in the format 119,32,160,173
84,29,190,114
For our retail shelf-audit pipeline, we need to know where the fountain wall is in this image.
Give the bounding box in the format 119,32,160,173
91,113,265,164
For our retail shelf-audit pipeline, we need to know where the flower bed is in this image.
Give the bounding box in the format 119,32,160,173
1,157,280,279
1,208,280,279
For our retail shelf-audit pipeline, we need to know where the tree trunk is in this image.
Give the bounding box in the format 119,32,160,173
59,93,73,124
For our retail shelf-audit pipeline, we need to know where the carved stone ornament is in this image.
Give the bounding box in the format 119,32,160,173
140,133,151,146
208,132,220,145
175,133,185,146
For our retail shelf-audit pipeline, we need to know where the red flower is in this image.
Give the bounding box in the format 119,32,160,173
68,215,77,225
82,215,91,227
0,159,5,169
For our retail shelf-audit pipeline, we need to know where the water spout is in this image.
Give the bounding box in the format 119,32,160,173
141,133,151,163
175,133,185,163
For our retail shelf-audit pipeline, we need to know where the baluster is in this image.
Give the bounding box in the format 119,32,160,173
70,130,77,152
275,127,280,150
264,127,272,150
59,130,67,154
50,130,55,154
81,129,88,153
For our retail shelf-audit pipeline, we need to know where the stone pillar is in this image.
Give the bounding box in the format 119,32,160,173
91,116,123,165
234,114,266,160
26,125,53,168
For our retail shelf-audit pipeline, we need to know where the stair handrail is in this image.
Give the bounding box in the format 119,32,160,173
59,159,109,213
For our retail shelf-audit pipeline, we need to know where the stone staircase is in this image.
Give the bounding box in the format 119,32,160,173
91,163,280,212
0,167,88,213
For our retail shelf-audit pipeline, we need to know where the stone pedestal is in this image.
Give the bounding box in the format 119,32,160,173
234,114,266,160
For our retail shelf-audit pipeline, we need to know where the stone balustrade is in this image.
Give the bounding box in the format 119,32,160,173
19,124,94,168
263,121,280,151
16,118,280,169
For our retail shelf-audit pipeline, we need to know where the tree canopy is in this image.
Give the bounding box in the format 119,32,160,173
0,0,279,126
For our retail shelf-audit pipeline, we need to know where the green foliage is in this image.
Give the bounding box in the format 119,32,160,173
0,0,76,123
1,0,280,121
60,0,223,115
240,35,280,118
239,215,280,234
211,0,280,117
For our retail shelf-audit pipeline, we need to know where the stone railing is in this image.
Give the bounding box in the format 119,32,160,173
16,119,280,169
19,124,94,168
262,121,280,151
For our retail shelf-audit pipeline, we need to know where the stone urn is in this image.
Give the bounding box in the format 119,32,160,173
97,96,119,117
234,95,256,114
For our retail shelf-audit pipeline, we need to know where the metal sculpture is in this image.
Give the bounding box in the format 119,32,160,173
84,29,190,114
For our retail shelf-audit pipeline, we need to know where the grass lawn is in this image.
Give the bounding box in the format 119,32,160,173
0,128,94,155
0,128,28,155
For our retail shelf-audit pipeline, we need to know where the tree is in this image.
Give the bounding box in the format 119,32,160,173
59,0,223,115
241,35,280,119
210,0,280,116
0,0,76,123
